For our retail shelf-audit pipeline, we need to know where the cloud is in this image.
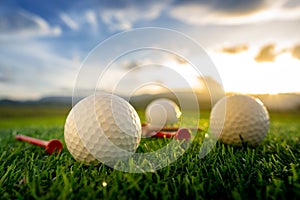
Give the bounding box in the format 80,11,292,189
0,65,13,83
168,0,300,25
173,0,266,15
85,10,98,29
99,1,168,31
255,44,277,62
254,43,300,62
0,40,79,99
219,44,248,54
122,60,141,70
0,10,61,38
58,9,100,33
60,13,79,30
290,44,300,60
282,0,300,9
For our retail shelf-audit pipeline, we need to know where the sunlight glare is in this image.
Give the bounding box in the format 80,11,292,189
211,50,300,94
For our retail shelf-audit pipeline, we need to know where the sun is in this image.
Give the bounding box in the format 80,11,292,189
162,60,204,89
211,49,300,94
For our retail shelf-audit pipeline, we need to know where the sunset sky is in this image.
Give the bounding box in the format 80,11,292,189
1,0,300,100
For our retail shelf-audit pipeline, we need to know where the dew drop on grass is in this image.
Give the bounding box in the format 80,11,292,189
204,133,209,138
102,181,107,187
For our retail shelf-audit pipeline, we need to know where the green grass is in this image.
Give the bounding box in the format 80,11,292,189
0,106,300,199
0,105,70,128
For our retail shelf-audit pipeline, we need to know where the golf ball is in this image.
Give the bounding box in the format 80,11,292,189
64,93,141,165
209,95,269,146
145,98,181,127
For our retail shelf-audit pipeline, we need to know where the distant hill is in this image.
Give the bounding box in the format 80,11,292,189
38,96,72,104
0,99,20,105
0,97,72,106
226,93,300,111
129,90,221,110
254,93,300,111
1,93,300,111
129,75,225,110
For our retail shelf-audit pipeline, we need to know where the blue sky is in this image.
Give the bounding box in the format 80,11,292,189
1,0,300,99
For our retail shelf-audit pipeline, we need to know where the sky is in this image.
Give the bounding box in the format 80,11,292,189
1,0,300,100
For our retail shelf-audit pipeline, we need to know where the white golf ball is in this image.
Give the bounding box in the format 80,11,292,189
209,95,269,146
145,98,181,127
64,93,141,165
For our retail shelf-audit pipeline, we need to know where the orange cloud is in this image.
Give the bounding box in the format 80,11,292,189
255,44,277,62
291,44,300,60
220,44,248,54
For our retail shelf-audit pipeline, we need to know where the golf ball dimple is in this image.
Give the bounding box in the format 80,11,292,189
209,95,270,146
64,93,141,165
145,98,181,127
